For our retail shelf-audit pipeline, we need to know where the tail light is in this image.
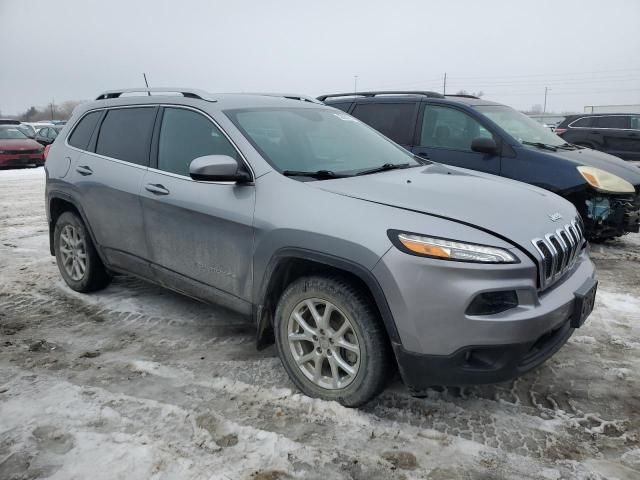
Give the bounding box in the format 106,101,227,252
44,145,51,160
554,128,567,136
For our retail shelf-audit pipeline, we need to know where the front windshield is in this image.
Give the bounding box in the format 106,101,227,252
475,105,565,147
0,127,29,140
226,107,420,175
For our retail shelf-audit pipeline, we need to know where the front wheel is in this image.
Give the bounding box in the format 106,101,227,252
274,274,392,407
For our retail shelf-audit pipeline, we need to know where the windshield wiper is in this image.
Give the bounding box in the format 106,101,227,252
281,169,349,180
521,141,558,151
557,142,578,150
355,163,412,176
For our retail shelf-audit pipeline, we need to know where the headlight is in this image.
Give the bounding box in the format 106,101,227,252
577,166,635,194
391,232,518,263
0,150,6,154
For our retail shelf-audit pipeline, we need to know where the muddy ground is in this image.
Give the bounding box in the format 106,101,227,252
1,168,639,479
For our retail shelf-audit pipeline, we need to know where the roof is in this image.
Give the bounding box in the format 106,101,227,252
319,91,503,107
90,88,325,111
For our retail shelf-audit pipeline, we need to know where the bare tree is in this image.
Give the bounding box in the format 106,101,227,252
529,104,543,114
16,100,86,122
455,89,484,98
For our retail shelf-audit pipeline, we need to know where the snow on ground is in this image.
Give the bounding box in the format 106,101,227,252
0,167,639,479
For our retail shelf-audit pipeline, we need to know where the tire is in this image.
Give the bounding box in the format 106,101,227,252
53,211,111,292
274,274,392,407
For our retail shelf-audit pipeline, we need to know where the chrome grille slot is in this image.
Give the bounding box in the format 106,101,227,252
532,217,585,290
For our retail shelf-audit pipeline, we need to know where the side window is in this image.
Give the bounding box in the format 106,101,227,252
68,111,102,150
157,108,239,177
39,128,48,137
570,117,593,128
421,105,492,151
96,107,156,165
631,116,640,130
593,116,629,129
350,103,417,145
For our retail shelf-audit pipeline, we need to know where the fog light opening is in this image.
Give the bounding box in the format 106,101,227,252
466,290,518,316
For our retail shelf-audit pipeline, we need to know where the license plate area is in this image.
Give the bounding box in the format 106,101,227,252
571,279,597,328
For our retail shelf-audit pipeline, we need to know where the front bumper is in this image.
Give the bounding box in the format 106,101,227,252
373,247,596,389
0,153,45,167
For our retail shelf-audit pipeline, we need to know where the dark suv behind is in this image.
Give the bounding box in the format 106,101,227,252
320,92,640,241
554,113,640,161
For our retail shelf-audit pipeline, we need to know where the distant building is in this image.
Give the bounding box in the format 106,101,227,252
584,104,640,114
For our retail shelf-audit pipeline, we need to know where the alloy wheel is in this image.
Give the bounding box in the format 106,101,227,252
287,298,361,389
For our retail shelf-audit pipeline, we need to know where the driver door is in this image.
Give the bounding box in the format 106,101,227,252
140,106,255,313
411,103,501,174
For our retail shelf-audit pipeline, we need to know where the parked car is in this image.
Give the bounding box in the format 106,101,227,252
35,125,63,146
319,92,640,241
17,123,37,139
0,119,21,125
554,113,640,161
0,125,45,167
46,88,597,406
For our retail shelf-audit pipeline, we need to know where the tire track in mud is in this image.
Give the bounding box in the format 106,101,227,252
1,287,637,477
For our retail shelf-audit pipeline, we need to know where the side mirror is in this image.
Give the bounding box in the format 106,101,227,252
189,155,251,183
471,137,498,155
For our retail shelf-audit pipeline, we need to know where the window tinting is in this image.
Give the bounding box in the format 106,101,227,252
68,111,102,150
350,103,417,145
157,107,238,177
571,117,592,128
96,108,156,165
593,116,630,129
421,105,492,150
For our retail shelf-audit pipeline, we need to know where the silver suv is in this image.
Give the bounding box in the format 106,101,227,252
45,88,597,406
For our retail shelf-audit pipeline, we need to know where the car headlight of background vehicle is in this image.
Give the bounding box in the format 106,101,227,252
389,231,518,263
0,150,6,154
577,166,635,194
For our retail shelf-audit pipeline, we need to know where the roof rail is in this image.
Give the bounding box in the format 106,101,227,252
247,93,323,104
445,94,480,99
317,91,444,102
95,88,216,102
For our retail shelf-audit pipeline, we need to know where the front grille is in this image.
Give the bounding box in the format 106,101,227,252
532,218,585,290
2,149,41,155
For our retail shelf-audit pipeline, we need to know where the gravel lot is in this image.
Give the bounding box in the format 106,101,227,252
1,167,639,480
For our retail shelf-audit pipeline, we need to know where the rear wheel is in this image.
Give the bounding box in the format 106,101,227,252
274,274,392,407
54,211,110,292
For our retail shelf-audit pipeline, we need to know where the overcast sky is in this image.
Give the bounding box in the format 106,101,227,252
1,0,639,115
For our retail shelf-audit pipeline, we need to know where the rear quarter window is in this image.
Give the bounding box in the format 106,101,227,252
68,111,102,150
570,117,593,128
95,107,156,165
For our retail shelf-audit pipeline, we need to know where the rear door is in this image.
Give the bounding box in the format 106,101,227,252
349,101,418,149
140,106,255,313
592,115,632,159
411,103,500,174
71,106,157,275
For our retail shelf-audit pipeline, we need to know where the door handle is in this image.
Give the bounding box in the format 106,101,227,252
145,183,170,195
76,165,93,176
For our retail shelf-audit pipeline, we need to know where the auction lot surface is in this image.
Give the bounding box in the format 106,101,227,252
1,168,639,480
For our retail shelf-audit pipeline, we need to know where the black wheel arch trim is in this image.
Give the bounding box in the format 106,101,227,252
254,247,401,349
47,191,107,266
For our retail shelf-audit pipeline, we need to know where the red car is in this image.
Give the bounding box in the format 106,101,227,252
0,125,45,168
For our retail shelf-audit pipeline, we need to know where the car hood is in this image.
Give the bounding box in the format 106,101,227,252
0,139,43,150
535,146,640,186
312,163,579,255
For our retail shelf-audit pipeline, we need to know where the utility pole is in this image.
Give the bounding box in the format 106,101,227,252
543,87,549,117
443,72,447,96
354,75,358,93
50,99,55,120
